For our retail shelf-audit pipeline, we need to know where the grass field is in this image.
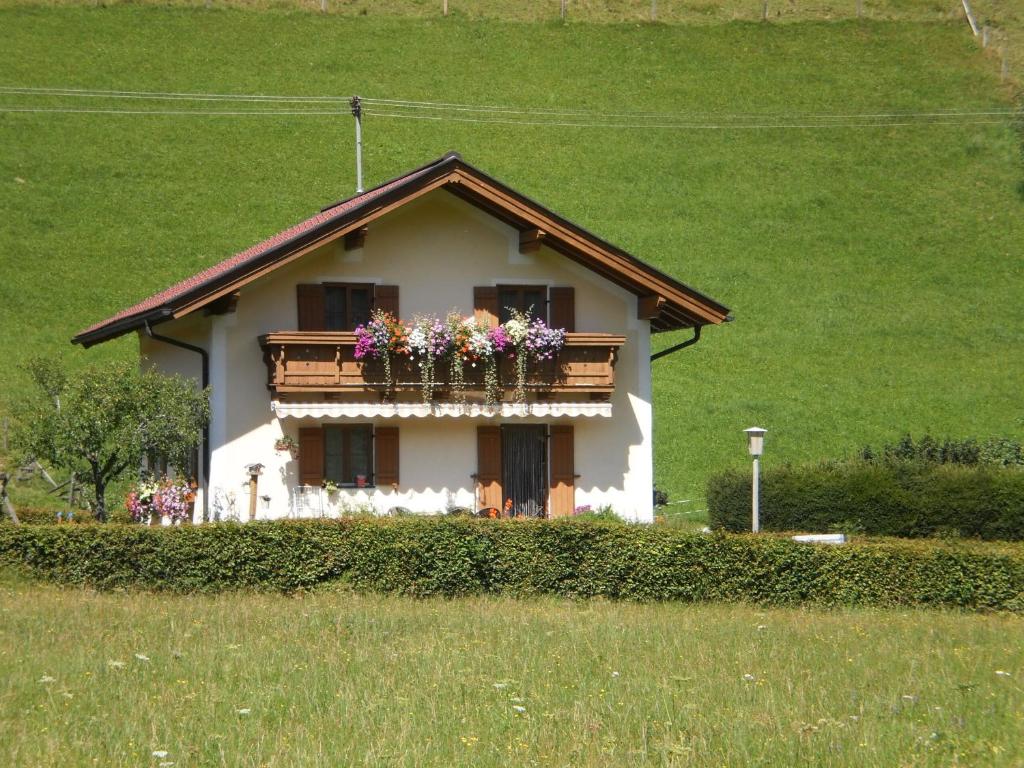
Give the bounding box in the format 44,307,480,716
1,5,1022,513
1,575,1022,766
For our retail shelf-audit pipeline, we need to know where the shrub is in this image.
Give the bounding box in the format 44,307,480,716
858,434,1024,467
707,461,1024,540
0,518,1021,611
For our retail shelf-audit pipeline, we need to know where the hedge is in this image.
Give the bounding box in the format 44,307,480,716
708,462,1024,540
1,518,1022,611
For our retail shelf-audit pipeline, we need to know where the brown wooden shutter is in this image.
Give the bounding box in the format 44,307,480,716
548,425,575,517
373,285,400,317
374,426,400,487
297,284,326,331
476,425,503,511
473,286,500,328
548,287,575,332
298,427,324,486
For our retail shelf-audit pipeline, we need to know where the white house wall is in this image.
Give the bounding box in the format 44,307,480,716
141,190,654,522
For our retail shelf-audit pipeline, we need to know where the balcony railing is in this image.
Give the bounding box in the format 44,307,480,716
258,331,625,398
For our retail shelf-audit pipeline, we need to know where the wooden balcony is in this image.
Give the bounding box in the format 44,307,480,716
258,332,625,398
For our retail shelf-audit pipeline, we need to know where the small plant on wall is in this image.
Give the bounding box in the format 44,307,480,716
274,435,298,459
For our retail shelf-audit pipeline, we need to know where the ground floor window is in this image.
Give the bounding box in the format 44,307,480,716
324,424,373,486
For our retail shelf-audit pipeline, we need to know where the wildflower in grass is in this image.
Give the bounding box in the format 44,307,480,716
995,670,1011,677
743,674,756,682
611,671,620,678
756,624,768,631
135,653,150,662
152,750,169,758
37,675,56,684
512,705,527,713
493,683,508,690
107,660,126,669
237,708,251,715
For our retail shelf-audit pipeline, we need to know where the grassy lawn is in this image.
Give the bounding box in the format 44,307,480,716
0,575,1021,766
0,6,1022,509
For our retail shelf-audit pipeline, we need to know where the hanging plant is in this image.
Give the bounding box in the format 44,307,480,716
354,310,410,391
408,315,452,404
274,435,298,458
503,309,565,403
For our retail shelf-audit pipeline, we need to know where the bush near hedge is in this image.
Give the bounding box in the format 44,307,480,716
707,460,1024,540
0,518,1021,611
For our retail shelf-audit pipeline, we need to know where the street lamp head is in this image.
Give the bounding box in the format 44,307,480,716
744,427,767,457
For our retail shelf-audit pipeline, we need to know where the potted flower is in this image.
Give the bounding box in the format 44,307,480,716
322,479,340,496
274,435,298,459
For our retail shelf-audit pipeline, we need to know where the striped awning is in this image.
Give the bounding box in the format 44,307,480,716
271,401,612,419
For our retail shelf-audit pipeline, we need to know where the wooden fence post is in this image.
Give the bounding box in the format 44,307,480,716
443,0,448,16
761,0,768,22
651,0,657,21
856,0,863,18
561,0,567,21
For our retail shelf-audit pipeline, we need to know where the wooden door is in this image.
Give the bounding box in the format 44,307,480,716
548,425,575,517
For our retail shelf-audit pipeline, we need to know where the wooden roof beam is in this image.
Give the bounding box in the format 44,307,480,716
638,295,666,320
344,227,368,251
519,227,546,254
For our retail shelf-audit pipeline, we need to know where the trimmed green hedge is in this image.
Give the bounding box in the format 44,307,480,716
1,518,1022,611
708,462,1024,540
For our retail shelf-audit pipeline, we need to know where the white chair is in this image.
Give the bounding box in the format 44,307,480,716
291,485,324,518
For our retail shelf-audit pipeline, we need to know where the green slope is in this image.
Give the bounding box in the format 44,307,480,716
1,6,1022,507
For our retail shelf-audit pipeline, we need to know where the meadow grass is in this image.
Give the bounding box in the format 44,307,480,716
0,6,1022,509
1,574,1022,766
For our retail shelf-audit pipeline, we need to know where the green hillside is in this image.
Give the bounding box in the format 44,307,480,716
1,5,1022,508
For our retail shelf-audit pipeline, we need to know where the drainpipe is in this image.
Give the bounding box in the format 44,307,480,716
650,325,702,362
144,321,210,522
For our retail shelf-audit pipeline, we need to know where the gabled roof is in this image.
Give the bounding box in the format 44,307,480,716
73,152,730,347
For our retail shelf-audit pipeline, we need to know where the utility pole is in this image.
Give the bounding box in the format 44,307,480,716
350,95,364,194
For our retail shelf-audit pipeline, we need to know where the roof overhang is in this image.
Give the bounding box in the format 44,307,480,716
73,152,730,347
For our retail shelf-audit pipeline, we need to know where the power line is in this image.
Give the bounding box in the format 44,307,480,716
0,85,1017,122
361,109,1014,130
0,106,348,116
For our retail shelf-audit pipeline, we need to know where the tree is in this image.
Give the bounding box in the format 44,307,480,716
15,357,210,522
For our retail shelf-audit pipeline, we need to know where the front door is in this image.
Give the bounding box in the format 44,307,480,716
501,425,547,517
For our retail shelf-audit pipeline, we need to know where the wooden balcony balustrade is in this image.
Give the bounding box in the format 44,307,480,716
258,332,625,398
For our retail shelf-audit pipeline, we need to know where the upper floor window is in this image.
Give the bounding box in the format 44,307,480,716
296,283,399,332
498,285,548,324
325,283,372,331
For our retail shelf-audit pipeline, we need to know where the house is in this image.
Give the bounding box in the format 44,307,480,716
73,153,730,523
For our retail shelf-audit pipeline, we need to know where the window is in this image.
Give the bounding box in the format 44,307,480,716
323,424,374,486
324,283,373,331
498,285,547,324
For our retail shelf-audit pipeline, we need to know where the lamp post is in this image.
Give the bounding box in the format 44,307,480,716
744,427,766,533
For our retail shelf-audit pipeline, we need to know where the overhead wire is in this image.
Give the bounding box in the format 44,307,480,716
0,84,1018,128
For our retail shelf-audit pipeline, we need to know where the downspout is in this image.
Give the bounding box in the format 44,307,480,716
650,314,734,362
650,325,702,362
144,321,210,522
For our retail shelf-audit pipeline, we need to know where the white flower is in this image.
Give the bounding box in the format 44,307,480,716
995,670,1011,677
504,318,527,343
152,750,169,758
756,625,768,631
135,653,150,662
611,671,620,678
512,705,526,713
107,660,126,669
743,674,756,682
492,683,507,690
159,763,175,767
237,708,251,715
37,675,56,684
